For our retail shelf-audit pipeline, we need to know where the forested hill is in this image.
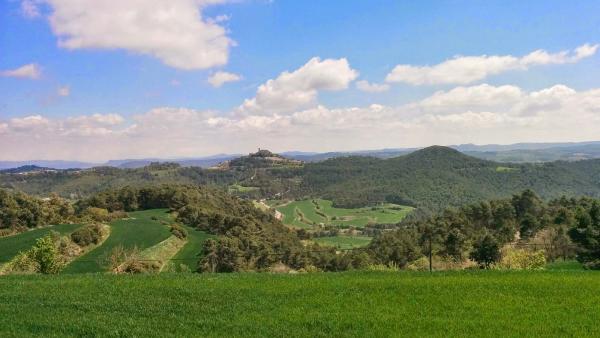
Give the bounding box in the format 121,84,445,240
3,146,600,211
301,146,600,210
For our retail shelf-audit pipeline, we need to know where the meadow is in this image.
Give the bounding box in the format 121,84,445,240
62,209,172,273
313,235,372,249
0,223,82,263
273,199,413,228
0,271,598,337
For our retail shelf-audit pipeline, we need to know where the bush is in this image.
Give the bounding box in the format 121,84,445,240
120,259,161,274
30,235,63,274
496,249,546,270
4,251,39,274
71,224,104,247
583,260,600,270
170,224,188,239
407,256,430,271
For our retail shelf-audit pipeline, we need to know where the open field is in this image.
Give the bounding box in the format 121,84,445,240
166,225,213,272
273,199,413,228
62,209,172,273
0,223,82,263
0,271,599,337
313,235,372,249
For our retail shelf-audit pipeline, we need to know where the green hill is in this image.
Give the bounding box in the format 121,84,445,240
5,146,600,211
301,146,600,209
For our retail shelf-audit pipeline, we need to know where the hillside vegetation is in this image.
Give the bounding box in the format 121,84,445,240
4,146,600,212
1,271,599,337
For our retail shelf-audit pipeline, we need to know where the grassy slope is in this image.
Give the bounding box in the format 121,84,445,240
165,226,213,272
314,235,372,249
0,224,82,263
0,271,599,337
63,209,171,273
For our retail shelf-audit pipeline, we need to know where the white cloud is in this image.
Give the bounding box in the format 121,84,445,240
208,71,242,87
4,84,600,161
44,0,232,70
57,85,70,97
386,43,598,85
239,57,358,115
0,63,42,79
355,80,390,93
21,0,41,18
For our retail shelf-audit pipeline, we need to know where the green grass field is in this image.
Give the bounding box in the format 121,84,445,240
0,223,82,263
62,209,172,273
546,260,584,271
166,225,213,272
273,199,413,228
0,271,599,337
314,235,372,249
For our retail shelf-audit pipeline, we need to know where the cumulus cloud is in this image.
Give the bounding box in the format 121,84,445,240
42,0,232,70
57,85,70,97
239,57,358,115
20,0,41,18
0,63,42,79
208,71,242,87
355,80,390,93
4,84,600,161
386,43,598,85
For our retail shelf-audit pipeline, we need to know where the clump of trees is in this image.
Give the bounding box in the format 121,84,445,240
367,190,600,270
0,190,74,235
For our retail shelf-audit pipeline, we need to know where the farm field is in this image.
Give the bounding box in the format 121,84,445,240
0,271,599,337
165,225,213,272
272,198,413,228
313,235,372,249
62,209,172,273
0,223,82,263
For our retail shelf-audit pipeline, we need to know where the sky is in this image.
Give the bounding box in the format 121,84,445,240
1,0,600,161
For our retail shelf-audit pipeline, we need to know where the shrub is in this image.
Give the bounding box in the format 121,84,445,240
105,245,139,271
30,235,63,274
120,259,161,274
170,224,188,239
71,224,104,247
5,251,39,274
496,249,546,270
583,260,600,270
407,256,430,271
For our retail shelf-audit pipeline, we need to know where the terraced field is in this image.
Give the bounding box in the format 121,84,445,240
165,225,213,272
273,199,413,228
62,209,172,273
0,223,82,264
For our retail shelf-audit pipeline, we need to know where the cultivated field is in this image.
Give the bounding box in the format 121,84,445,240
63,209,172,273
0,271,598,337
0,223,82,263
272,199,413,228
313,235,372,249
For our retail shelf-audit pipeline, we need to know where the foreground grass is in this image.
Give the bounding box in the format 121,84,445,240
0,271,598,337
63,209,171,273
0,223,82,263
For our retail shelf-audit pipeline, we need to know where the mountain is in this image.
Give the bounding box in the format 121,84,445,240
4,140,600,171
4,145,600,212
300,146,600,210
0,165,58,174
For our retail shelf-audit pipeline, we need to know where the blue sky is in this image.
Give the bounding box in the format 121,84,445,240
1,1,600,160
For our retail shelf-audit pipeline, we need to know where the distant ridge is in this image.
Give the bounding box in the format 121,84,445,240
4,140,600,171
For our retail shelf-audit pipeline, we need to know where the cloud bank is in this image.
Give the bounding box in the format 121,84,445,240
3,82,600,161
386,44,598,85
